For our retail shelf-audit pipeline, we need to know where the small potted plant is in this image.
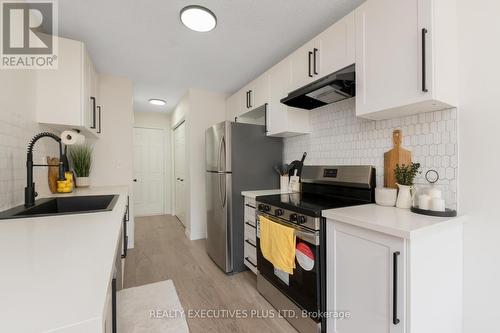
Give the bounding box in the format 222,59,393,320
394,162,421,209
70,144,93,188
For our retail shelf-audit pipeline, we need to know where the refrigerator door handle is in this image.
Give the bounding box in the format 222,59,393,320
218,135,226,172
221,174,227,208
217,136,224,172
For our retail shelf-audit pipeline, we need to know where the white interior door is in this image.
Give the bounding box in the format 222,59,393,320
133,127,165,216
173,122,186,226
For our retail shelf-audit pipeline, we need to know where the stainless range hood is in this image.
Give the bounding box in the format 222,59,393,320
281,64,355,110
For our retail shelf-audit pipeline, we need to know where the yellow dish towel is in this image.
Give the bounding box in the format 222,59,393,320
259,215,296,274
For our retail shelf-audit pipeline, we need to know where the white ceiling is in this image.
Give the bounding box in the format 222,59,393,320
58,0,365,113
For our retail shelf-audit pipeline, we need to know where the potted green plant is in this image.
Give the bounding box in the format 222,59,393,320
394,162,421,209
69,144,93,188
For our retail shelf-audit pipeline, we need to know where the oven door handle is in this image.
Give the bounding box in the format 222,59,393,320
258,212,319,245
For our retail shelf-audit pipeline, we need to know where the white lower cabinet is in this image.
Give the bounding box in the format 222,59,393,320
326,220,463,333
243,196,258,274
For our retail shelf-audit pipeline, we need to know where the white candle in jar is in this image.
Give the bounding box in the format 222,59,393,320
428,187,442,199
418,194,431,210
430,198,446,212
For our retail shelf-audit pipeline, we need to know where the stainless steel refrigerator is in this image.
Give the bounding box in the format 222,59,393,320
205,120,283,273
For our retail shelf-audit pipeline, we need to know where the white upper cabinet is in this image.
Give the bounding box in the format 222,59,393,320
36,36,101,137
355,0,458,120
242,73,269,113
267,59,310,137
290,39,318,92
317,11,355,76
225,89,243,122
290,11,355,93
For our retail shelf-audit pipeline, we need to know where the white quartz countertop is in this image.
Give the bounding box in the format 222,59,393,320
241,189,292,198
0,186,129,332
323,204,462,239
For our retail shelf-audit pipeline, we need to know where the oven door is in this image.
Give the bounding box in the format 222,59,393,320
256,212,320,315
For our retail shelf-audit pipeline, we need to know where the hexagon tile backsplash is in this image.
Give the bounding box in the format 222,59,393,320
283,98,458,209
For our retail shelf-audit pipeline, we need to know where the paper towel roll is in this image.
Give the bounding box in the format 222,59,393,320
61,130,85,145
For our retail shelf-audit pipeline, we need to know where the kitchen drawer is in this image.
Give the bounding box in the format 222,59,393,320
244,205,256,223
244,197,256,208
244,240,258,274
244,255,258,274
244,223,256,242
244,238,257,259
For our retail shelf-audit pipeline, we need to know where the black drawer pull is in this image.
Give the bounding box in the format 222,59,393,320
313,48,318,75
308,51,313,77
245,239,256,248
245,203,256,209
245,257,257,268
245,221,256,229
393,251,400,325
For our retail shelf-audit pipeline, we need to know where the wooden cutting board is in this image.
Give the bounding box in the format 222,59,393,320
384,130,412,188
47,157,59,194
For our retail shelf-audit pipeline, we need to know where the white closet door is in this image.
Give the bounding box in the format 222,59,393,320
173,122,186,226
133,127,165,216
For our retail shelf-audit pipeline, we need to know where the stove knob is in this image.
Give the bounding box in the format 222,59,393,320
297,215,307,224
263,205,271,212
274,209,284,217
290,213,298,222
258,204,264,211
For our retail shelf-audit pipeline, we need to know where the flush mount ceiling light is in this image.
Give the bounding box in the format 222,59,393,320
148,99,166,106
180,5,217,32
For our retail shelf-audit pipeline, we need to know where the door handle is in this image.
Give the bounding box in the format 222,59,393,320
308,51,313,77
246,91,249,108
90,97,96,129
421,28,428,92
393,251,400,325
248,90,252,108
97,106,102,134
313,48,318,75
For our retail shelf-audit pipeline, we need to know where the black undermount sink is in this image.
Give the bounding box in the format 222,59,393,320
0,195,119,220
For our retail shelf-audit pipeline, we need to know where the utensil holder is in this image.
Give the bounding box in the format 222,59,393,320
280,176,289,193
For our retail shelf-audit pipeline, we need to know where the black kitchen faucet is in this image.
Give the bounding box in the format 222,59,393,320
25,132,65,207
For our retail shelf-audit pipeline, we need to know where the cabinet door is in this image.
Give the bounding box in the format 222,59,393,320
225,90,243,121
267,59,290,135
355,0,426,118
327,221,406,333
248,73,269,110
318,11,355,76
290,39,317,91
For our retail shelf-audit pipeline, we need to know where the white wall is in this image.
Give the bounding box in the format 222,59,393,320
133,111,172,214
0,71,58,211
171,89,227,240
90,75,135,247
457,1,500,332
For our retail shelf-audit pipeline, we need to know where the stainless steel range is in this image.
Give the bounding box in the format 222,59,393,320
255,165,375,333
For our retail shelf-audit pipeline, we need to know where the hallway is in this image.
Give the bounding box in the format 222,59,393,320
124,215,296,333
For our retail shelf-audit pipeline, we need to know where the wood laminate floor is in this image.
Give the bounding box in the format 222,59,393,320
124,215,296,333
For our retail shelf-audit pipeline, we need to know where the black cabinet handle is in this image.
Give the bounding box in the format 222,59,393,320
313,48,318,75
308,51,313,77
133,179,137,182
122,215,128,258
422,28,428,92
248,90,252,108
264,103,268,133
126,195,130,222
393,251,400,325
245,239,256,248
97,106,102,133
90,97,96,129
112,277,117,333
246,91,249,108
245,257,257,268
245,221,256,229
